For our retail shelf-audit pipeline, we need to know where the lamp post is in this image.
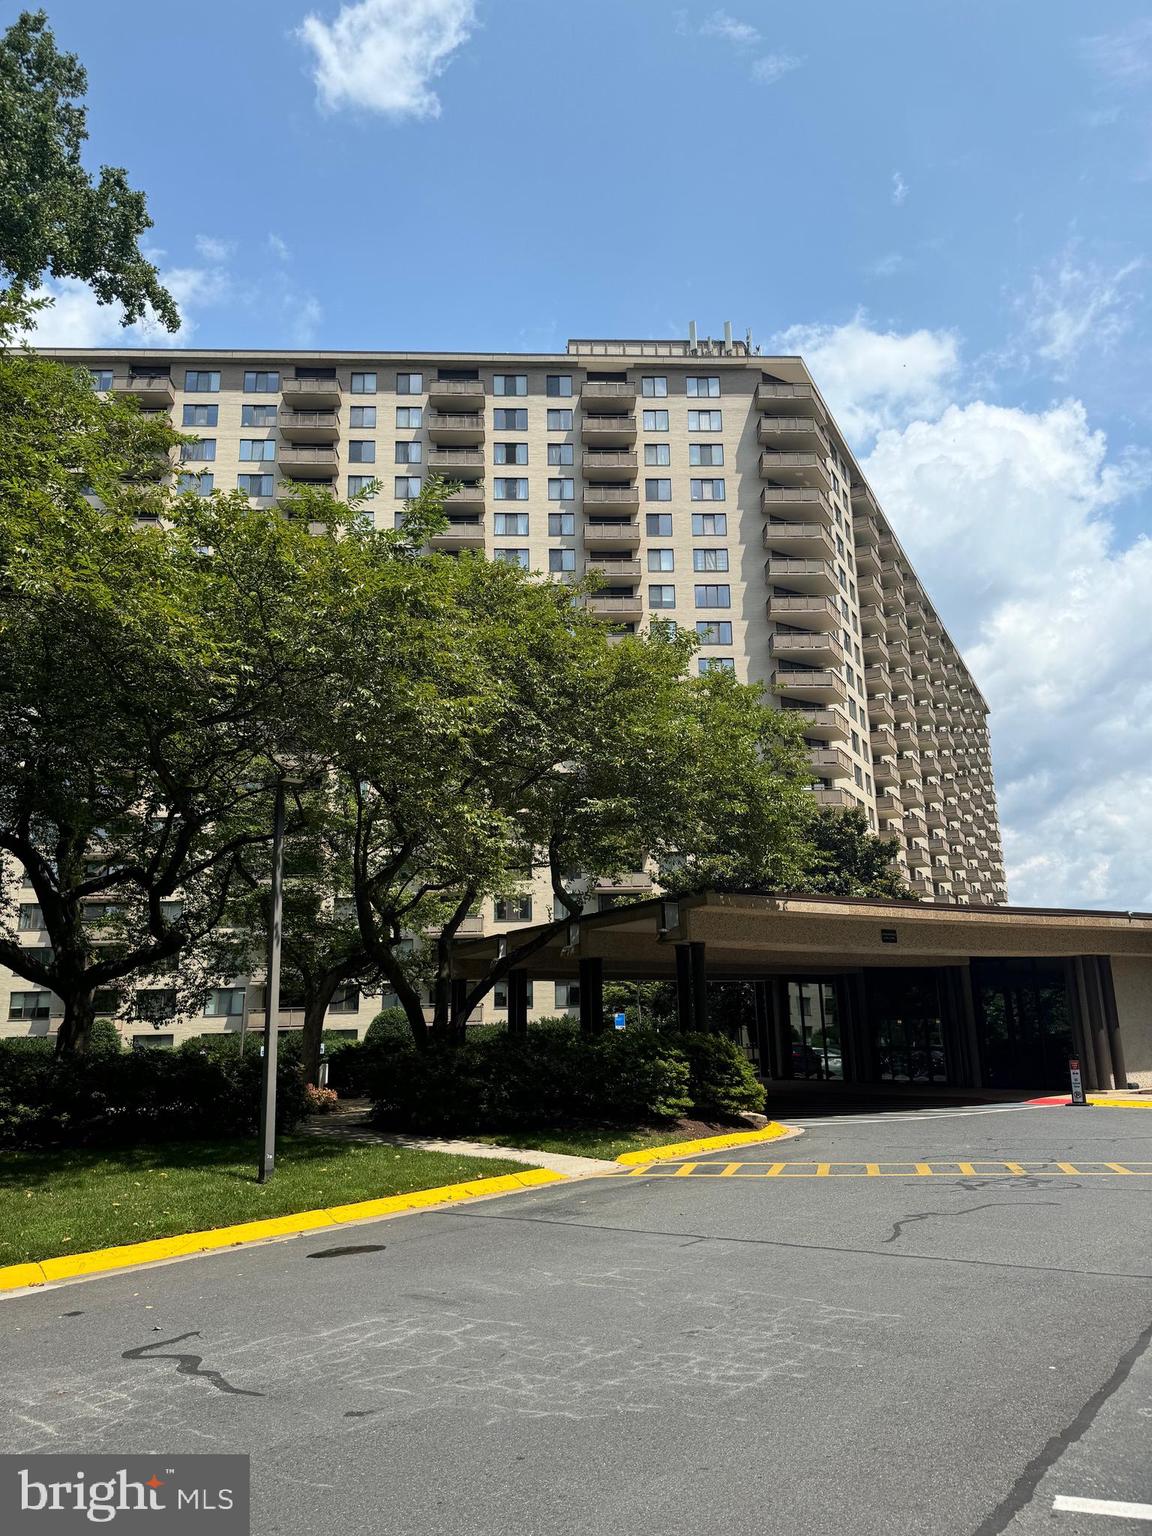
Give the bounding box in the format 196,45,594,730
257,777,287,1183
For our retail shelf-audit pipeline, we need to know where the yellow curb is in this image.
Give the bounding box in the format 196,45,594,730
1088,1096,1152,1108
0,1167,565,1295
616,1120,801,1165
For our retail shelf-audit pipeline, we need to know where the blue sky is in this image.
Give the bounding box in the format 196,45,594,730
25,0,1152,910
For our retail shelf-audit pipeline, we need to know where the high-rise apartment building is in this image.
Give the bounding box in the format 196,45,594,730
2,334,1005,1046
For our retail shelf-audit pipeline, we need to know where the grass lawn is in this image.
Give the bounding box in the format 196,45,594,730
472,1126,697,1160
0,1137,533,1269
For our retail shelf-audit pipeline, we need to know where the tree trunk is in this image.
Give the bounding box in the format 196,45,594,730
55,990,97,1057
300,979,341,1086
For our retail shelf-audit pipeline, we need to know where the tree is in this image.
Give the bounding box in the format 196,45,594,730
801,808,913,899
0,10,178,328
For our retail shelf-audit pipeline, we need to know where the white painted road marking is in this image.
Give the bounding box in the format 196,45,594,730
1053,1495,1152,1520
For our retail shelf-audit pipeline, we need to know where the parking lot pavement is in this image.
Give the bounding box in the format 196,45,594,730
0,1104,1148,1536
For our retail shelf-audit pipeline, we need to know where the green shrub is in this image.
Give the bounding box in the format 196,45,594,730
364,1007,412,1042
677,1032,766,1117
88,1018,123,1055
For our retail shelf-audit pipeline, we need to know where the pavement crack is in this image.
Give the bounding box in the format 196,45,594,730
121,1332,265,1398
882,1203,1058,1244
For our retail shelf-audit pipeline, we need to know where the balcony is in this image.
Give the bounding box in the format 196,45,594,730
594,871,653,896
581,380,637,408
859,604,885,635
584,520,641,549
761,522,836,559
760,485,835,524
811,786,857,809
586,556,642,581
283,376,341,408
900,783,927,812
116,374,174,408
789,707,850,742
868,696,896,726
278,409,339,443
584,484,639,511
765,594,840,631
862,632,890,663
758,451,832,491
587,593,644,622
279,444,340,478
771,631,845,667
774,668,848,705
907,844,932,870
855,540,881,575
427,412,485,445
427,378,485,410
764,557,837,597
876,792,904,817
756,381,827,422
851,482,880,517
757,416,831,453
909,875,934,897
871,722,897,751
428,447,484,479
808,746,854,778
429,519,485,550
579,449,636,481
858,573,883,605
581,414,637,446
873,755,899,788
445,483,484,512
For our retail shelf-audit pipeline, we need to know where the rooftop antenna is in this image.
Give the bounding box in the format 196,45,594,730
723,320,733,353
687,320,698,353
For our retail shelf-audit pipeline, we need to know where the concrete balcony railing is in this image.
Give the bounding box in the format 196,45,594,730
280,444,340,478
763,557,837,596
791,707,850,742
278,409,339,442
756,381,827,422
428,447,484,478
765,594,840,630
426,412,485,445
762,522,836,559
584,484,639,510
581,380,637,407
863,633,890,663
587,593,644,622
758,451,832,491
868,696,896,726
583,521,641,549
283,376,341,407
760,486,835,524
771,631,846,666
580,414,637,445
116,374,175,407
757,416,831,452
810,786,856,809
851,482,880,517
808,746,854,777
855,541,881,574
427,378,485,410
429,520,485,550
774,668,848,704
586,557,642,581
581,450,637,479
445,483,485,511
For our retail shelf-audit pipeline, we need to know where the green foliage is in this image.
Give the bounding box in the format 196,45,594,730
675,1032,766,1117
802,808,914,899
0,10,178,326
86,1018,122,1056
364,1007,411,1042
0,1038,308,1148
602,981,677,1030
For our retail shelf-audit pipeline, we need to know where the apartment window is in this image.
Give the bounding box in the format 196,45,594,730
699,657,735,675
641,376,668,397
494,548,530,568
854,764,864,788
646,513,673,537
642,409,669,432
493,374,527,396
184,370,220,392
689,443,724,466
132,1033,173,1050
394,406,420,428
688,409,723,431
548,512,575,536
9,990,51,1020
493,979,534,1009
645,478,672,501
182,404,218,427
547,443,574,465
136,988,177,1021
644,444,671,466
548,548,576,573
692,512,727,536
554,981,580,1009
696,620,733,645
177,472,213,494
343,440,374,464
546,375,573,397
181,440,216,462
395,475,422,498
693,548,729,572
243,370,279,392
494,442,528,465
493,896,533,923
396,372,423,394
238,473,274,497
495,407,528,430
547,409,573,431
89,369,113,391
494,512,529,535
239,439,276,460
327,985,360,1015
495,477,529,500
649,585,676,609
347,475,377,497
695,584,731,608
204,987,245,1017
241,404,277,426
647,549,674,572
690,478,725,501
686,376,721,397
351,406,378,428
548,477,574,500
393,442,421,464
350,372,377,394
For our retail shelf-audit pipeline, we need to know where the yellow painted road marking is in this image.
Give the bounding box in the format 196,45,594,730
620,1161,1152,1180
1058,1162,1081,1174
719,1163,741,1177
916,1163,933,1176
674,1162,698,1177
816,1163,831,1176
1106,1163,1135,1174
763,1163,786,1176
867,1163,881,1177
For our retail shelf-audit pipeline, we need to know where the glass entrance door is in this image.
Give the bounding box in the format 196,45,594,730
972,959,1073,1088
787,981,843,1079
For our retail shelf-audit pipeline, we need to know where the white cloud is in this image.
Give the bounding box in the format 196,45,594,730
700,10,759,46
194,235,234,263
267,233,291,261
773,314,960,442
686,8,802,83
751,53,803,85
1081,19,1152,84
1018,247,1144,375
891,171,908,206
21,263,229,348
297,0,476,118
866,252,906,279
